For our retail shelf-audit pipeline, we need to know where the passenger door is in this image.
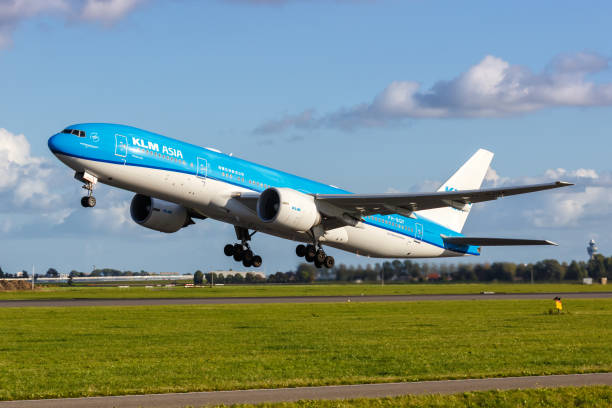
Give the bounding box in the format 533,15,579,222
114,134,127,164
197,157,207,182
415,223,424,242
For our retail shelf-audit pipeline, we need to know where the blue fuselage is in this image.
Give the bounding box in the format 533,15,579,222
48,123,479,257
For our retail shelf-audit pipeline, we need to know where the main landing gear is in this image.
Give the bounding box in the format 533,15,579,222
76,171,98,208
223,226,263,268
296,244,335,269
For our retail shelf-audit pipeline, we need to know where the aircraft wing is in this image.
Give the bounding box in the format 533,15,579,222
313,181,573,217
232,181,572,227
441,236,558,246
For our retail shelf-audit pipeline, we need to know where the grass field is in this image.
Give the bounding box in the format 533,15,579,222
0,282,610,300
217,386,612,408
1,299,611,400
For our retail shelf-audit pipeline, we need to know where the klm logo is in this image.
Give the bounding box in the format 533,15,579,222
445,186,457,192
132,137,184,159
133,137,159,152
291,206,301,212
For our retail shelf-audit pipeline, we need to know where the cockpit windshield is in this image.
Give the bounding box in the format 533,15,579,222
62,128,86,138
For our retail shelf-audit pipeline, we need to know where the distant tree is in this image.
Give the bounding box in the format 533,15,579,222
233,273,244,284
45,268,59,278
0,266,4,278
587,255,606,279
296,263,316,283
565,261,586,281
21,270,29,279
490,263,516,281
67,275,73,286
533,259,564,281
194,270,204,285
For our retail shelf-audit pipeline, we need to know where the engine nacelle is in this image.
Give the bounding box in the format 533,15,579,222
130,194,190,233
257,187,321,231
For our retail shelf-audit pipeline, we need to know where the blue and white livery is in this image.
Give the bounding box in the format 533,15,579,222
48,123,572,268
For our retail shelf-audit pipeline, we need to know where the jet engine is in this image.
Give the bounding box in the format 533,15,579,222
257,187,321,231
130,194,191,233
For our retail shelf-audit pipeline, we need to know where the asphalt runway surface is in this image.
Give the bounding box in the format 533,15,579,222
1,373,611,408
1,292,611,307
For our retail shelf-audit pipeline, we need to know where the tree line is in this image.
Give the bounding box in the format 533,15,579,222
194,264,317,285
326,254,610,283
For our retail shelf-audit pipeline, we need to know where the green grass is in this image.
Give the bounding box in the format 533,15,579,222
216,386,612,408
0,282,610,300
1,299,612,400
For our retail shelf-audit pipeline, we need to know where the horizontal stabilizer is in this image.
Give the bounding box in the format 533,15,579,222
441,236,558,246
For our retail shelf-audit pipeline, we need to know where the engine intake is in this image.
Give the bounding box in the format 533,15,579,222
130,194,191,233
257,187,321,232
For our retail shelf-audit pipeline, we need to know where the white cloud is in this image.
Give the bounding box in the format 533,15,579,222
0,0,148,48
478,167,612,229
255,52,612,133
253,109,317,135
544,168,599,180
81,0,145,23
0,128,60,209
0,0,68,46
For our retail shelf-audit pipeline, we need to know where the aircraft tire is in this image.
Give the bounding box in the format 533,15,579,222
306,245,316,259
242,258,252,268
243,249,254,262
224,244,234,256
233,245,244,262
81,196,96,207
315,249,326,263
305,252,315,263
296,244,306,257
324,256,335,269
252,255,262,268
314,258,323,268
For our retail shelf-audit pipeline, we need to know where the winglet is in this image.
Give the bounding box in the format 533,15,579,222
555,181,574,187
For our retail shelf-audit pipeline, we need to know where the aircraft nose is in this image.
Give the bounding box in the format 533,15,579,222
48,133,65,154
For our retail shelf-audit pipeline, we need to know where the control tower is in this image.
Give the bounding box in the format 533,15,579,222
587,239,598,260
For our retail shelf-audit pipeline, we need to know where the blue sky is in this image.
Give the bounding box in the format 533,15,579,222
1,0,611,275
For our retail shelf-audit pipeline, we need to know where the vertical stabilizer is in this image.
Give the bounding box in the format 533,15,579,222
416,149,494,233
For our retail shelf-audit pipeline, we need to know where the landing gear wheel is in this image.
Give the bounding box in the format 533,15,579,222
224,244,234,256
314,258,323,268
296,244,306,257
252,255,262,268
242,258,252,268
305,252,315,263
323,256,335,269
315,249,326,264
306,245,316,259
81,196,96,208
233,245,244,262
243,249,254,263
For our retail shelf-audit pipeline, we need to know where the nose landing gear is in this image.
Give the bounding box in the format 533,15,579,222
223,226,263,268
76,171,98,208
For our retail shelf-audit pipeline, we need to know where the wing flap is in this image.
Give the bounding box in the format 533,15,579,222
442,236,558,246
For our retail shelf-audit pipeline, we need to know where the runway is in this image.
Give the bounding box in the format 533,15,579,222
1,291,611,307
1,373,611,407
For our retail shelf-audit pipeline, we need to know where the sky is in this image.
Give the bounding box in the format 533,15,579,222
1,0,612,275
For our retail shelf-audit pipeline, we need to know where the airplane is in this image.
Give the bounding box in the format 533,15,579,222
48,123,572,269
